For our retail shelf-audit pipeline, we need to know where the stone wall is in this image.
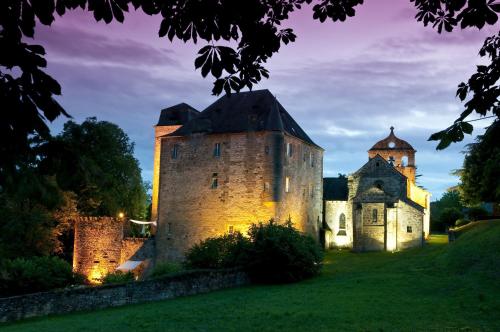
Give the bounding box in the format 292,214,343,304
73,217,124,283
156,131,323,262
152,125,182,221
324,200,352,248
0,269,249,323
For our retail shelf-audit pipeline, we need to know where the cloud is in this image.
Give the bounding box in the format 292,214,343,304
34,24,178,68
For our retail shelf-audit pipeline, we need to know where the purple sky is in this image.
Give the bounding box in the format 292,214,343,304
33,0,496,200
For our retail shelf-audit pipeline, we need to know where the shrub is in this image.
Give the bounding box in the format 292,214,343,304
185,233,251,269
245,220,324,284
455,219,470,227
441,207,464,228
467,206,488,221
0,256,81,296
150,262,183,278
102,271,135,284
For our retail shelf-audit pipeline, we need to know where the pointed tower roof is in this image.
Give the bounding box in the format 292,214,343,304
369,126,415,151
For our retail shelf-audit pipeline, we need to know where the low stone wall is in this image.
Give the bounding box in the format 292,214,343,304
0,269,249,323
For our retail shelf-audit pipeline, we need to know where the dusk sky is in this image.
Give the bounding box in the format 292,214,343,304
33,0,496,200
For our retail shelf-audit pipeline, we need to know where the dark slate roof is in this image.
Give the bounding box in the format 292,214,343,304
157,103,199,126
168,90,321,148
369,126,415,151
323,177,348,201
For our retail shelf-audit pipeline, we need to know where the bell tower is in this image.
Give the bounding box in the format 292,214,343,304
368,126,416,182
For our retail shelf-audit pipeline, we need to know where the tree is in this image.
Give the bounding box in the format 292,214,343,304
430,190,464,231
0,0,499,180
459,120,500,205
48,117,148,219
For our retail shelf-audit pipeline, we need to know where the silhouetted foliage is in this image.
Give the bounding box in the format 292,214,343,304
441,207,464,228
430,190,465,231
459,120,500,205
245,219,323,284
185,233,251,270
0,256,84,296
48,117,148,218
1,0,498,179
467,206,489,221
102,270,135,284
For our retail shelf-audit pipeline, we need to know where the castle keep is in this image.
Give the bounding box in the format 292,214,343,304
74,90,430,281
153,90,324,262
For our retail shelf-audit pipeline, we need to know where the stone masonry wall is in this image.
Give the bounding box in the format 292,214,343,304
156,131,323,262
73,217,124,283
0,269,249,323
324,200,352,248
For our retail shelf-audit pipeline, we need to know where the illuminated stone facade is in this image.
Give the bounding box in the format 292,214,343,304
73,217,154,283
155,90,323,262
324,128,431,251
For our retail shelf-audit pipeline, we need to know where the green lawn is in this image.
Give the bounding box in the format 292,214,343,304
3,222,500,332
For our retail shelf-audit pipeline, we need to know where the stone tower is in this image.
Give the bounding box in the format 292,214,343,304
151,103,199,221
368,126,416,182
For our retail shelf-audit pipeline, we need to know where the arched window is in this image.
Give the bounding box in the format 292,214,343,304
339,213,346,230
401,155,408,166
372,209,378,223
374,180,384,190
337,213,347,236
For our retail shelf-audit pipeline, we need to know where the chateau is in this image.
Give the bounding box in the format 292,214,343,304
73,89,430,281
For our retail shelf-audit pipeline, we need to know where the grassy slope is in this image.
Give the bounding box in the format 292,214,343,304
3,222,500,332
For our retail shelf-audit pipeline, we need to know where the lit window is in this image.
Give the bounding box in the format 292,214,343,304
407,226,413,233
285,177,290,193
228,225,234,235
264,182,270,192
372,209,378,223
214,143,221,157
286,142,293,157
172,144,179,159
211,173,218,189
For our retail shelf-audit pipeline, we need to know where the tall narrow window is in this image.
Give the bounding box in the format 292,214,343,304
211,173,218,189
372,209,378,223
228,225,234,235
214,143,221,157
172,144,179,159
286,142,293,157
310,184,314,198
285,177,290,193
310,152,314,167
339,214,346,230
264,182,270,192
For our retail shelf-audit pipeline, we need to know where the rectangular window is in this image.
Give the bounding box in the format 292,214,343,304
264,182,270,192
372,209,378,223
310,184,314,198
407,226,413,233
265,146,270,155
228,225,234,235
286,142,293,157
214,143,221,157
285,177,290,193
172,144,179,159
309,152,314,167
211,173,218,189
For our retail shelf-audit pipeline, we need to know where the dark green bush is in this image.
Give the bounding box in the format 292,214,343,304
455,219,470,227
245,220,324,284
0,256,82,296
150,262,183,278
102,271,135,284
441,207,464,228
467,206,488,221
185,233,251,269
185,220,324,284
